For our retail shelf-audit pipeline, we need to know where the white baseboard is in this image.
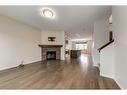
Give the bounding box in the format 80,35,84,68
114,77,124,89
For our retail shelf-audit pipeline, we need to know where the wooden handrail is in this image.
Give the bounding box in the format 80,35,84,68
98,39,114,53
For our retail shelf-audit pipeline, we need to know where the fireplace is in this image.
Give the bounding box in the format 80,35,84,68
39,45,63,61
47,51,56,60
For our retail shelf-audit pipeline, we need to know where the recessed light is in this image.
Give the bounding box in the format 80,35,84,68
40,7,55,19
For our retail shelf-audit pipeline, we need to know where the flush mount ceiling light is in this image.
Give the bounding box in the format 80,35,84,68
40,7,55,19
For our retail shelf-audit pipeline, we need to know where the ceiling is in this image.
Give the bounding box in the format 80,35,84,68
0,6,111,40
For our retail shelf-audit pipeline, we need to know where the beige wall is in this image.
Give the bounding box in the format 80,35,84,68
0,15,41,70
92,17,109,66
100,7,127,89
72,41,76,50
100,43,115,79
65,39,72,50
86,40,92,54
0,14,67,70
112,6,127,89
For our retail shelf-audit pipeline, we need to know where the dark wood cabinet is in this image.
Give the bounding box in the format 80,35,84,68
70,50,81,58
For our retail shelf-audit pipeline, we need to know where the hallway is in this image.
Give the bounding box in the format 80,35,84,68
0,54,120,89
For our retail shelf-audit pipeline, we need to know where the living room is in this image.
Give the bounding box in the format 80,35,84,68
0,4,127,95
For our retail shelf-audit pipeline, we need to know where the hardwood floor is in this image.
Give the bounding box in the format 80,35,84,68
0,54,120,89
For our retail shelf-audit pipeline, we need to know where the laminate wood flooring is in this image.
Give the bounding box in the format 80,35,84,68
0,54,120,89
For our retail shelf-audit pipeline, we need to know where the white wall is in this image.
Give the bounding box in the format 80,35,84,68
41,30,65,60
0,15,41,70
100,43,115,78
86,40,92,54
112,6,127,89
92,17,109,66
65,39,72,50
71,41,76,50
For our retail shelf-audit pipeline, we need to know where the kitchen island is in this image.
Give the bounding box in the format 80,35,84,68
70,50,81,58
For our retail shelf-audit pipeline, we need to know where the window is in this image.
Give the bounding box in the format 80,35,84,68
76,42,87,50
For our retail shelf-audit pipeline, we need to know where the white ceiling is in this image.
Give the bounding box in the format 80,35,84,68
0,6,111,40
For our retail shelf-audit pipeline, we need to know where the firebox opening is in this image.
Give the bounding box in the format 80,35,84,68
47,51,56,60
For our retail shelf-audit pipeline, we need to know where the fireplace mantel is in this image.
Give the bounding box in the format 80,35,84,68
39,45,63,48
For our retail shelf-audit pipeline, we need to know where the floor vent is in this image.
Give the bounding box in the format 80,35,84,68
19,64,24,68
